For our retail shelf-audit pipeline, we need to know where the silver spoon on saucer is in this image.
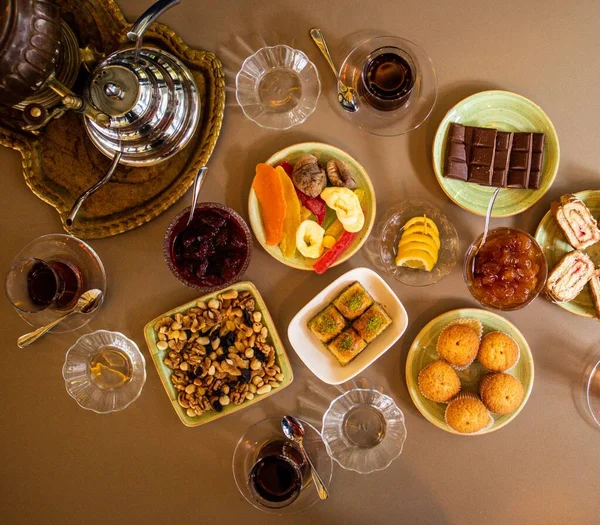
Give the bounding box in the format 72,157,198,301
281,415,329,500
17,289,104,348
309,28,358,113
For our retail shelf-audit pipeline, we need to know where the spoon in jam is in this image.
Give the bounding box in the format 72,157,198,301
281,416,329,500
471,187,501,274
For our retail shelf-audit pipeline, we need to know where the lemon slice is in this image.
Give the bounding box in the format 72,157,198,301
402,225,441,248
403,216,439,237
398,233,439,252
395,249,436,271
397,241,439,264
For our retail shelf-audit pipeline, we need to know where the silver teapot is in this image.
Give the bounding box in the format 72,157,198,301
66,0,200,225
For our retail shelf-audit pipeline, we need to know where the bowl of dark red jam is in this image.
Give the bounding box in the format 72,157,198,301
163,203,253,292
463,227,547,311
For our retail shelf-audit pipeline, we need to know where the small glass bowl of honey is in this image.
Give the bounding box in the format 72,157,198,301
62,330,146,413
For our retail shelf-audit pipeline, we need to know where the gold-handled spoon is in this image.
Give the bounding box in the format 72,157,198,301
17,289,103,348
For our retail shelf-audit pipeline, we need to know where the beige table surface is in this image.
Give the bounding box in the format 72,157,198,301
2,1,600,524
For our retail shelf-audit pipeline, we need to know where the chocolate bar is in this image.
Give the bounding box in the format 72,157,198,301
507,132,533,188
528,133,545,189
444,124,496,184
444,123,546,190
491,131,514,187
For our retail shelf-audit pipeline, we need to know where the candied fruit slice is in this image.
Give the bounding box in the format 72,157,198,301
252,163,286,246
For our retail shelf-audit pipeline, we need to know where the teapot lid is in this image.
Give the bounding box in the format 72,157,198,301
89,65,140,117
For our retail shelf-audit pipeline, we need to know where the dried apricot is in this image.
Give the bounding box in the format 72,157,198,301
252,163,287,245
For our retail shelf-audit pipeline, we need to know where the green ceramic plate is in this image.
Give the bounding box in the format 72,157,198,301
432,90,560,217
535,190,600,318
248,142,376,271
143,281,293,427
406,308,534,436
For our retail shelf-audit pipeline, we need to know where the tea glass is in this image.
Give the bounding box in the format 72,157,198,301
233,416,332,514
5,234,106,332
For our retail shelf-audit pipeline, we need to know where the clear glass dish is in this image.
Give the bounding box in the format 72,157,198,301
379,199,459,286
338,36,437,136
585,357,600,429
62,330,146,414
236,45,321,130
464,227,548,311
321,388,406,474
232,416,332,515
5,234,106,332
163,202,253,293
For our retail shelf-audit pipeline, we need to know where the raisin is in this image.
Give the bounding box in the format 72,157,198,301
240,368,251,383
212,399,223,412
223,331,236,349
255,350,267,363
243,309,252,327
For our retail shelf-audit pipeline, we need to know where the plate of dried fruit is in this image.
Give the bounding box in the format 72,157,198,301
248,142,376,273
143,282,293,427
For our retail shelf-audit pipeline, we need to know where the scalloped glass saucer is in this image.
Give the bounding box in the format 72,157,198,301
62,330,146,414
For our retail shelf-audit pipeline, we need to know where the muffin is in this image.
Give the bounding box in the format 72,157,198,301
479,373,524,414
436,323,480,369
332,282,374,320
418,360,461,403
326,327,367,366
450,318,483,340
352,303,392,343
308,305,346,343
445,392,492,434
477,331,519,372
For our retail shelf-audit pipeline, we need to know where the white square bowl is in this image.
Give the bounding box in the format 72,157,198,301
288,267,408,384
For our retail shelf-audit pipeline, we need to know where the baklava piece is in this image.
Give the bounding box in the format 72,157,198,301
352,303,392,343
326,327,367,366
332,282,374,320
308,305,346,343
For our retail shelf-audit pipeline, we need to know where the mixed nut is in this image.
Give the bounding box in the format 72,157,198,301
153,289,284,418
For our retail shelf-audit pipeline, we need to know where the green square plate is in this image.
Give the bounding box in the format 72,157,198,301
405,308,534,435
248,142,376,270
535,190,600,318
143,281,294,427
432,90,560,217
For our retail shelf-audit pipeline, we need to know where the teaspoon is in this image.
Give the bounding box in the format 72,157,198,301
17,289,104,348
309,28,358,113
471,187,501,274
281,415,329,500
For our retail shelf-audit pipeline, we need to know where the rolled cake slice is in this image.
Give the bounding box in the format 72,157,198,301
545,250,595,303
588,270,600,320
551,194,600,250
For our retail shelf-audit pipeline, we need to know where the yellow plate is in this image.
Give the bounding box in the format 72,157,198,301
405,308,534,436
248,142,376,271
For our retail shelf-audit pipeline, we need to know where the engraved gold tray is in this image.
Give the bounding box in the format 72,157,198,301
0,0,225,239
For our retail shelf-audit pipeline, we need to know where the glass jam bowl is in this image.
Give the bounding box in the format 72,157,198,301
464,227,548,311
163,202,253,292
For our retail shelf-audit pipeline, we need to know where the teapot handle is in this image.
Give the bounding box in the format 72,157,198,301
127,0,181,45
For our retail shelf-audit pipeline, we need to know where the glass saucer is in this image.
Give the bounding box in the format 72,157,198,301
338,36,437,136
322,389,406,474
379,199,459,286
6,234,106,332
233,416,333,515
584,357,600,429
62,330,146,414
236,45,321,130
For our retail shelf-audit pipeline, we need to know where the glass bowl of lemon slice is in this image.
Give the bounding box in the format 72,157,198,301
378,199,459,286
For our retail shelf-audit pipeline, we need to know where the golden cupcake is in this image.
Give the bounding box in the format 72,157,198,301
418,360,461,403
479,373,524,414
445,393,492,434
477,331,519,372
436,323,480,369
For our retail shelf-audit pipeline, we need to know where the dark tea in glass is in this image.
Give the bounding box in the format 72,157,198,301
361,46,416,111
248,440,307,509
